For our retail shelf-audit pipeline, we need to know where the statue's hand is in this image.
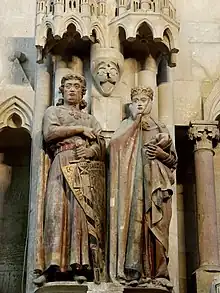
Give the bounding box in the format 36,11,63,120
146,143,169,160
76,146,95,159
83,127,96,139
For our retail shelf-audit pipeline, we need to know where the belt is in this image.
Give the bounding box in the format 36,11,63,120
54,143,77,156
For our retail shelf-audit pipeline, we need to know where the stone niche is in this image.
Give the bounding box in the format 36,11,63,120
0,127,31,293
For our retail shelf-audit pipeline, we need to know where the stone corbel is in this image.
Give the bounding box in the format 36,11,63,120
168,48,179,68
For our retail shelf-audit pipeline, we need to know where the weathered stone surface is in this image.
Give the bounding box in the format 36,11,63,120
194,269,220,293
124,288,168,293
88,282,123,293
2,1,220,293
36,282,88,293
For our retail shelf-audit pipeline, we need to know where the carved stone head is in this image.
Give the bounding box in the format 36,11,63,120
91,47,124,97
130,86,154,117
58,73,87,109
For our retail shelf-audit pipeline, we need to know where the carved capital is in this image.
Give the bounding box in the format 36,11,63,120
189,120,219,151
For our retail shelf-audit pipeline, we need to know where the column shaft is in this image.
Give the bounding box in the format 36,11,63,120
138,55,158,119
189,121,219,268
26,58,51,293
194,148,219,266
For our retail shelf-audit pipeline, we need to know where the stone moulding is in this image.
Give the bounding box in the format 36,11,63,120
0,96,33,133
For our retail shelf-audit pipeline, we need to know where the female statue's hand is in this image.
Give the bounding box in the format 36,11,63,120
146,143,169,160
76,146,95,159
82,127,96,139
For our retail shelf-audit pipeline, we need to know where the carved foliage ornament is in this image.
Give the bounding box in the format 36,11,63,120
189,121,219,150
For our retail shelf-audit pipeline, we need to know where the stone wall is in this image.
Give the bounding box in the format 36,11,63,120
0,0,36,115
174,0,220,124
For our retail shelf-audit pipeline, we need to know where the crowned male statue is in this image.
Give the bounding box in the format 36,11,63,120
33,73,106,286
109,86,177,290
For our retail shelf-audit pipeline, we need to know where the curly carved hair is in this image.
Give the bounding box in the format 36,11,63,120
131,86,154,100
58,73,87,109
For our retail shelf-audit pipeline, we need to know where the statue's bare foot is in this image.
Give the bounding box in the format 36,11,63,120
74,275,87,284
33,274,47,286
156,278,173,289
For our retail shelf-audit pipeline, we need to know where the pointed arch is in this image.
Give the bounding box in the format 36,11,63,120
163,27,174,50
134,19,155,38
91,22,106,47
0,97,33,133
61,15,87,36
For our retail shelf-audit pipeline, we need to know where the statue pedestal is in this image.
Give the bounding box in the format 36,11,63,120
124,287,169,293
35,282,88,293
35,282,170,293
88,282,123,293
35,282,124,293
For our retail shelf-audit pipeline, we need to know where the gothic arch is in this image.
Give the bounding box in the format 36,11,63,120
162,27,174,50
134,20,155,39
90,22,106,47
42,21,55,40
61,15,87,37
117,23,128,38
0,96,33,133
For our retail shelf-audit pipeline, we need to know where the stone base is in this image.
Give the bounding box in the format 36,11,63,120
35,282,124,293
124,288,169,293
193,266,220,293
88,282,123,292
35,282,88,293
210,275,220,292
35,282,170,293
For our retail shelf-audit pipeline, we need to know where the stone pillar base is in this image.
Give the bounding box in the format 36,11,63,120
193,267,220,293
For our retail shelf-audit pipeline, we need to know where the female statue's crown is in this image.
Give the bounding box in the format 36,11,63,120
131,86,154,100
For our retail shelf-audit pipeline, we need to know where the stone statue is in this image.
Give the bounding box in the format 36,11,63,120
109,86,177,290
33,73,106,286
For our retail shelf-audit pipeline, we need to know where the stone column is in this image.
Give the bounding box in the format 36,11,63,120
189,120,220,293
158,59,173,127
138,55,158,119
26,55,51,293
54,56,68,104
157,63,179,291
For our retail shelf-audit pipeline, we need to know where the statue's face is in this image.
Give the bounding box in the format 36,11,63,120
63,78,82,106
93,61,120,96
131,94,152,115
